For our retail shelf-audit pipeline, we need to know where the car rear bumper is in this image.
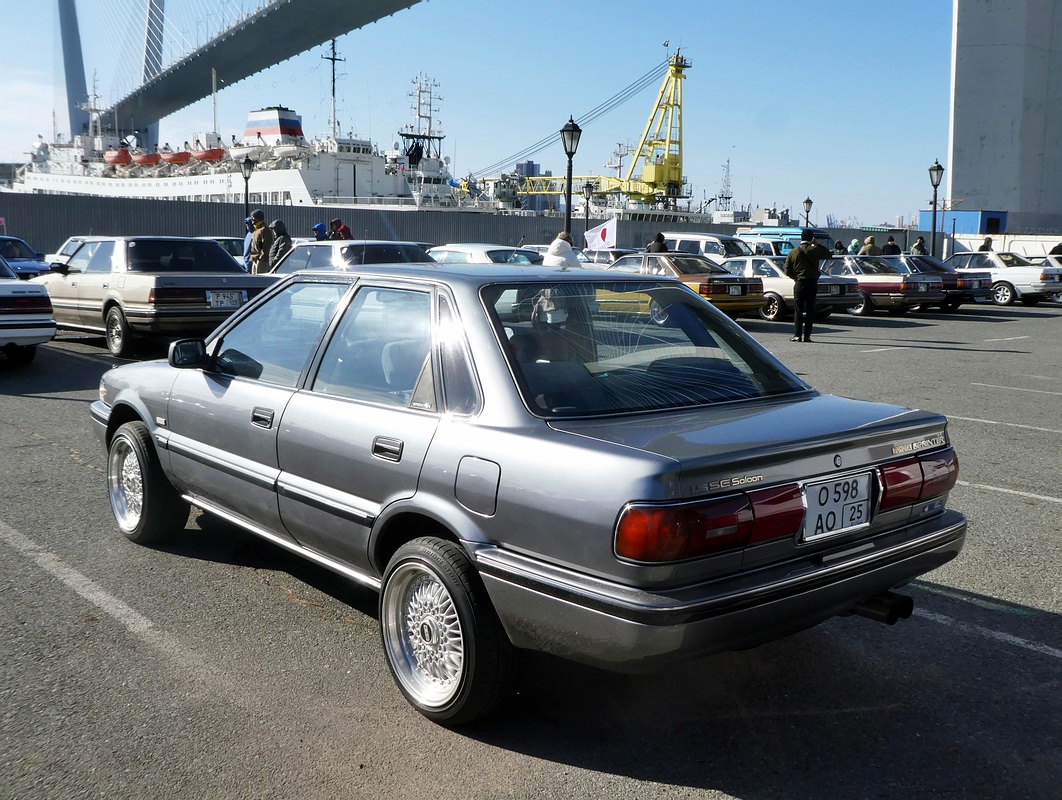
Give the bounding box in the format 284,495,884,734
0,318,56,347
476,509,966,672
123,307,241,336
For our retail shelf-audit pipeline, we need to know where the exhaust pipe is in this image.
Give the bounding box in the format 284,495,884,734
851,590,914,625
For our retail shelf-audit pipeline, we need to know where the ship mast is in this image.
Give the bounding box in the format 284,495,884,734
322,39,345,140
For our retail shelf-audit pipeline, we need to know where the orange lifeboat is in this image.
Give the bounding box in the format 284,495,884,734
191,147,226,163
131,151,162,165
104,147,132,166
159,150,192,164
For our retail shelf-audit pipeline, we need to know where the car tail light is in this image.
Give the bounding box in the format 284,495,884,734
0,295,52,313
880,446,958,510
149,287,205,304
747,484,804,544
697,282,728,297
616,495,753,562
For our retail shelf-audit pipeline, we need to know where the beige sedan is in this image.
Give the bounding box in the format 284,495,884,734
723,256,859,322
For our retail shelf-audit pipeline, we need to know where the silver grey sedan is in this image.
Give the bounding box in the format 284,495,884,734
90,264,967,724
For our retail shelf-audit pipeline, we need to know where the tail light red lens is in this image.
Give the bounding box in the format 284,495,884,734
0,295,52,313
698,283,727,296
747,484,804,544
880,447,958,510
149,288,205,304
616,495,753,562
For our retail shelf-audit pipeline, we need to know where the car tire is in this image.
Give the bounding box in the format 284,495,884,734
848,292,874,316
992,282,1016,305
887,307,909,316
5,344,37,365
380,537,519,725
107,421,189,544
105,306,134,357
1019,296,1040,307
814,309,833,320
758,293,786,322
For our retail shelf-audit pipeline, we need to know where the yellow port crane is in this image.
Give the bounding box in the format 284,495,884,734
517,50,691,207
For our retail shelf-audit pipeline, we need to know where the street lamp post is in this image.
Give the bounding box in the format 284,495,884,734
240,156,257,219
802,196,813,228
928,159,944,259
560,117,582,235
582,181,594,245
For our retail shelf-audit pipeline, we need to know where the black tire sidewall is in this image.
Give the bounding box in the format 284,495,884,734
108,421,185,543
106,307,130,357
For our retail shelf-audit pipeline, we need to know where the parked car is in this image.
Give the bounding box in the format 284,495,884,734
608,251,764,318
942,251,1062,306
0,255,55,365
662,232,753,266
45,235,99,266
821,255,946,315
196,236,247,265
736,236,793,257
427,243,543,265
523,244,592,264
582,247,638,265
90,263,966,724
1040,255,1062,302
722,255,858,321
271,240,434,274
877,255,992,311
33,236,274,357
0,235,52,279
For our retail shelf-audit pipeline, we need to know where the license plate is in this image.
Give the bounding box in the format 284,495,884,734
830,284,841,294
728,286,742,296
802,472,872,542
207,290,246,309
918,283,928,292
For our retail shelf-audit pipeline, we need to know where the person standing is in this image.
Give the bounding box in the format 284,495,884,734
268,219,293,267
978,236,993,251
1049,242,1062,256
858,236,882,256
646,232,668,253
847,237,861,255
311,222,328,241
911,236,929,255
241,216,254,271
881,236,901,255
248,209,274,274
328,218,353,240
542,230,582,268
833,240,847,255
784,229,831,343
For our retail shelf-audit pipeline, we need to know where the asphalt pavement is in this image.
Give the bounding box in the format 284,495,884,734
1,300,1059,799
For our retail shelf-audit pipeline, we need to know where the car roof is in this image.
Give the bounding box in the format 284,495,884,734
296,239,427,246
285,262,618,285
660,231,745,241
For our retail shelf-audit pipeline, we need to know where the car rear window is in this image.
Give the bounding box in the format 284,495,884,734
485,280,807,416
126,240,245,272
0,257,16,279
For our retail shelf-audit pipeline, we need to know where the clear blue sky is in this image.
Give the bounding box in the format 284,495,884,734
1,0,955,226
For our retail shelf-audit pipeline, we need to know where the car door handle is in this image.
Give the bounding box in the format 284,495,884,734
251,407,275,429
372,436,403,462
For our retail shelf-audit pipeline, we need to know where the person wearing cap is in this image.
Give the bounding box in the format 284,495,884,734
241,216,254,271
311,222,328,241
858,235,882,256
248,209,274,274
911,236,929,255
783,228,832,343
542,230,582,269
881,236,901,255
327,217,353,240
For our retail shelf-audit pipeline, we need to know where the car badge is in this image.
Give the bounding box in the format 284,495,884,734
834,454,843,468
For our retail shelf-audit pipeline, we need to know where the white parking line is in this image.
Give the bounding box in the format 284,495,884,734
861,347,904,352
0,518,194,669
955,480,1061,504
972,382,1062,396
915,609,1062,660
947,415,1062,434
983,335,1030,342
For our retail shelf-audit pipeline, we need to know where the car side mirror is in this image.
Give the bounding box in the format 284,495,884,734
49,262,69,274
169,338,208,368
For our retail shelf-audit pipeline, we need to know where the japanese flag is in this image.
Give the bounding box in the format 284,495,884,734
583,217,617,251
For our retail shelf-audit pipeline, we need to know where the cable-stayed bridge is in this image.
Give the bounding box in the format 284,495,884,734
59,0,422,143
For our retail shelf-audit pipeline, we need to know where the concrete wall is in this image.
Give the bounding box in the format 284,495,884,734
949,0,1062,232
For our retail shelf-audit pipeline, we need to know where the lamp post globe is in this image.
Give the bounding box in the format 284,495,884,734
560,117,582,235
928,159,944,259
802,196,813,228
240,156,257,219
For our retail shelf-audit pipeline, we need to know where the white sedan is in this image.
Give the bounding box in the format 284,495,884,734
722,256,859,321
943,251,1062,305
0,255,55,365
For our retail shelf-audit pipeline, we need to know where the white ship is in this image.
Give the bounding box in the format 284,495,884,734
10,79,485,211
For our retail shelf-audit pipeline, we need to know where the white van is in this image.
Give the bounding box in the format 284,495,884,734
661,232,753,266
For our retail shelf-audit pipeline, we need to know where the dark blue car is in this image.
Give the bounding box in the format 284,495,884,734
0,236,51,279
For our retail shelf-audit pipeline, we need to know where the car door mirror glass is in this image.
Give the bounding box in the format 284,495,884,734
169,338,208,368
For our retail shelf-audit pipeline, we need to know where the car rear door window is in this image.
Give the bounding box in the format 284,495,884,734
274,245,315,274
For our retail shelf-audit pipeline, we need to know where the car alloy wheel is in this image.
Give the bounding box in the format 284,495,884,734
107,421,188,543
848,292,873,316
992,282,1015,305
380,537,518,724
758,293,785,322
105,306,133,357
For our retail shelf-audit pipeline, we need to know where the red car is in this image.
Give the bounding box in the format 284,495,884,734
822,256,945,316
878,255,992,311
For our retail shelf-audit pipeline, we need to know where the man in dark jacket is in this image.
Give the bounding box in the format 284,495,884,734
646,232,668,252
881,236,901,255
784,229,832,343
328,218,353,240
